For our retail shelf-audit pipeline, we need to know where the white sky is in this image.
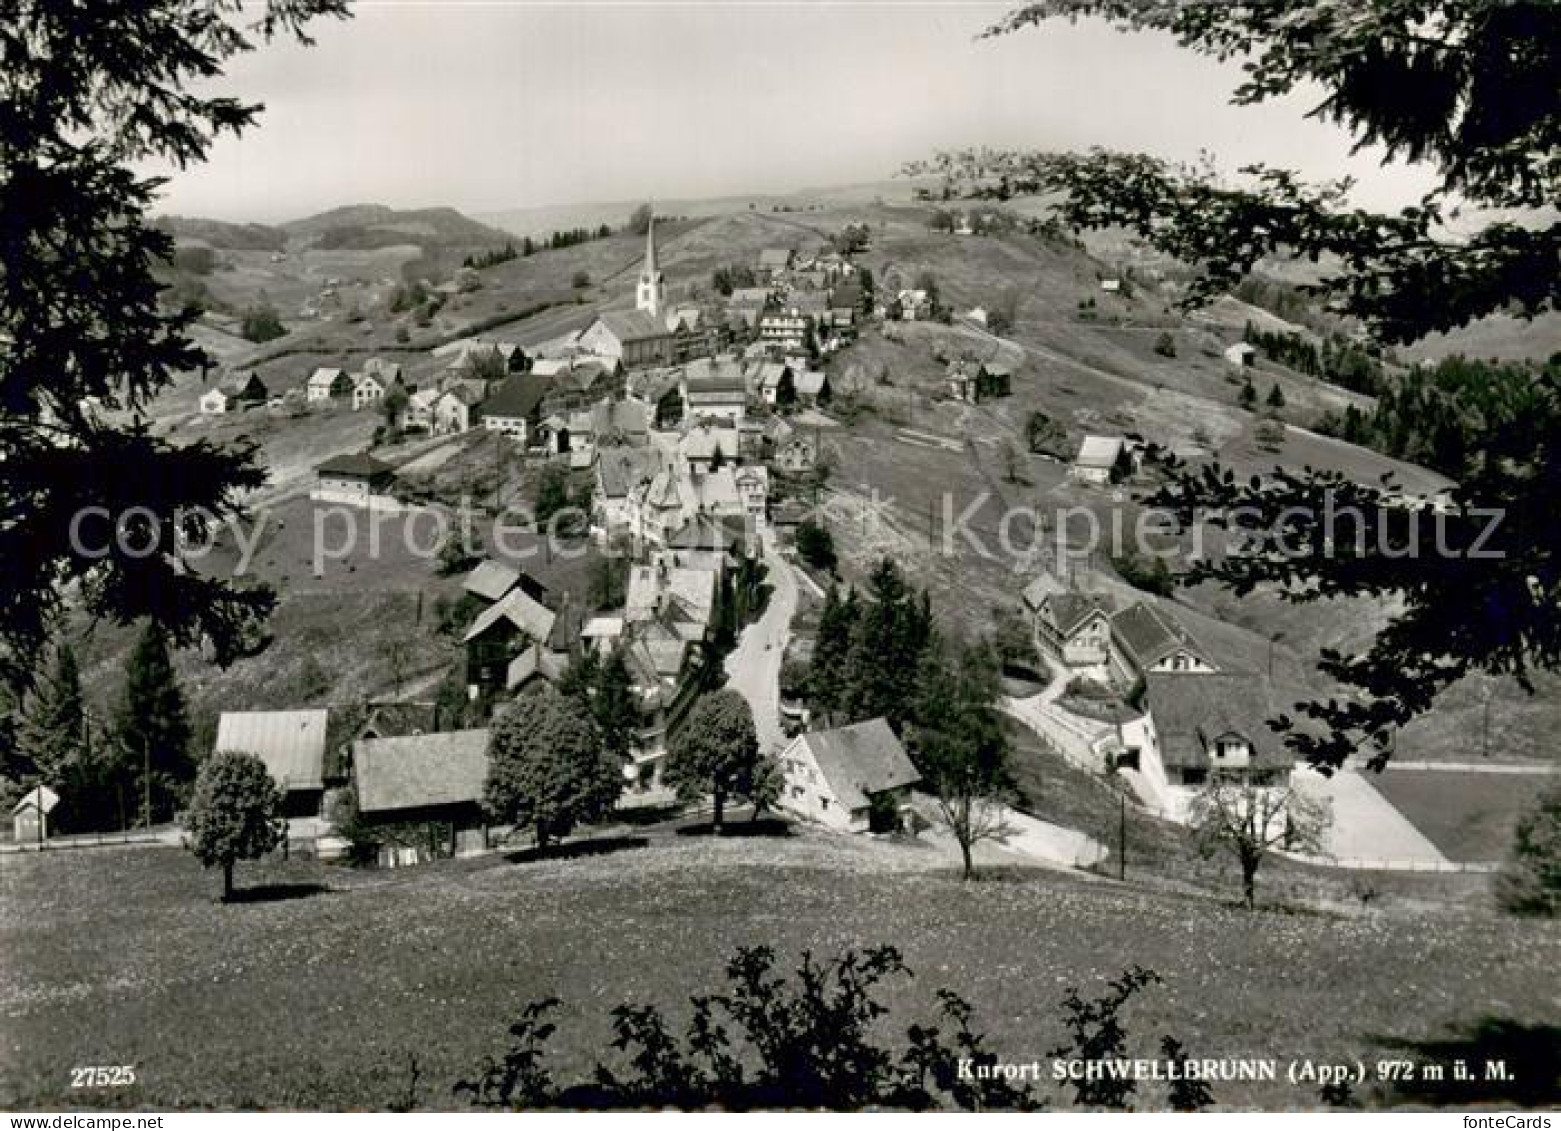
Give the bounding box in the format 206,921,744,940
153,1,1438,222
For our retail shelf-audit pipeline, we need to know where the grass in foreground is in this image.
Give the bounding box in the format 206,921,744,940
0,821,1555,1111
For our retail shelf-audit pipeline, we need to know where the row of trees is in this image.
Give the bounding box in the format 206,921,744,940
1243,322,1387,398
1318,353,1558,481
4,623,195,832
484,674,772,846
807,559,1014,877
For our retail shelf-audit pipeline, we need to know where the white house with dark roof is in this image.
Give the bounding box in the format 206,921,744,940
778,718,921,833
1070,435,1132,485
1118,673,1296,815
307,366,352,402
214,709,331,817
313,452,397,509
1027,588,1114,676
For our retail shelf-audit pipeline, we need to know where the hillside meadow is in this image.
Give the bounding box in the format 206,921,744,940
1,821,1555,1111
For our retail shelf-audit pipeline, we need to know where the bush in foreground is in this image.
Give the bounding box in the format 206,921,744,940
1496,785,1561,917
456,946,1204,1111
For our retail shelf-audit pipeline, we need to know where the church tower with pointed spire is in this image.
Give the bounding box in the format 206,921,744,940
635,212,665,322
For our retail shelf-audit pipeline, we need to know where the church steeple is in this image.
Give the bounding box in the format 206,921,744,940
636,211,664,321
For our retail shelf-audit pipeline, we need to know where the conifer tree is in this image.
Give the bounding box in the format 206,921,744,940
115,621,193,824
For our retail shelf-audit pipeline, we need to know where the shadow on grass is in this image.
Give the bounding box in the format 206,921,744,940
227,882,332,904
675,817,794,839
503,835,650,865
613,802,687,827
1372,1018,1561,1108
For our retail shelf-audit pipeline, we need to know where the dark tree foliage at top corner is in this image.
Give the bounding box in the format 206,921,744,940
909,1,1561,770
0,1,348,691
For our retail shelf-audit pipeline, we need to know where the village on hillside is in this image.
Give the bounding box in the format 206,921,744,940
6,1,1560,1109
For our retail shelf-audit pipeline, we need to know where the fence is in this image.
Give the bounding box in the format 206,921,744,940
1,829,169,854
1277,850,1501,874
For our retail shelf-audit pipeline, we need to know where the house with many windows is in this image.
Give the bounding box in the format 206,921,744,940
1118,673,1295,807
777,718,920,833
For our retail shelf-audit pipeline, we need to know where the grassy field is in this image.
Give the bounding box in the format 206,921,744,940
1370,771,1552,864
1,823,1556,1111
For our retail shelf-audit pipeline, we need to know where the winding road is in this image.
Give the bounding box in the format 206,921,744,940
722,538,800,757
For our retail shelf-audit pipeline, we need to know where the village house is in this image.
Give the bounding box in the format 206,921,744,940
404,387,441,432
462,584,557,697
777,717,921,833
1224,341,1257,368
480,373,551,446
965,307,989,327
1122,673,1294,798
681,356,749,425
199,371,268,414
757,247,794,278
945,357,1012,404
1108,602,1218,686
10,786,59,845
461,558,550,608
593,446,662,543
753,361,796,407
1024,581,1113,676
306,366,353,402
625,366,684,428
214,709,331,818
351,728,493,866
540,358,618,418
351,371,387,412
1069,435,1134,485
679,423,741,474
313,451,397,509
775,433,817,473
434,381,486,435
758,307,811,353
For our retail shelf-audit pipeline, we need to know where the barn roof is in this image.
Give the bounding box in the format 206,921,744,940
1074,435,1125,471
353,729,490,815
462,559,521,603
1111,602,1211,670
463,585,557,644
794,718,920,811
214,709,330,792
1142,673,1292,771
316,452,394,479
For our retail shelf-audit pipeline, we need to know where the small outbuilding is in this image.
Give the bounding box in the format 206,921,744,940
11,785,60,845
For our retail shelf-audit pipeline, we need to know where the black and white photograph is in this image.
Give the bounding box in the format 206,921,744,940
2,0,1559,1116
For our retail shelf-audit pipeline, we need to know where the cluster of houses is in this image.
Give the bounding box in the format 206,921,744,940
1020,571,1296,813
204,221,903,864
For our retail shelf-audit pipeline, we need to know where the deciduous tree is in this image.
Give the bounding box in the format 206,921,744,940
483,685,622,849
913,1,1561,768
664,688,758,834
1188,777,1331,909
184,749,285,901
909,640,1013,879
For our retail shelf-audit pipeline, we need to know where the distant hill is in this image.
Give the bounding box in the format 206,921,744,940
476,177,938,240
155,215,287,251
280,204,514,251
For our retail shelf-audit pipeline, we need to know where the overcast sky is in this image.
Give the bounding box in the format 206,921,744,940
154,1,1437,222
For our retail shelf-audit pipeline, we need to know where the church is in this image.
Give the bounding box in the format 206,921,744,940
576,218,714,368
